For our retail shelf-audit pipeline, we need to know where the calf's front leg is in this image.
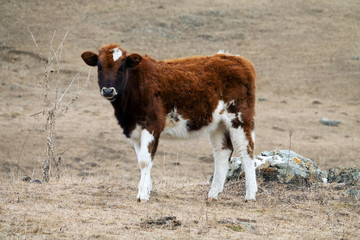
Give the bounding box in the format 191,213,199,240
135,129,159,201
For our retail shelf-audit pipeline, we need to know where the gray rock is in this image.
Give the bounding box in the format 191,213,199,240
239,222,256,231
227,150,328,185
320,118,340,126
10,84,19,91
31,179,42,184
327,167,360,184
344,188,360,198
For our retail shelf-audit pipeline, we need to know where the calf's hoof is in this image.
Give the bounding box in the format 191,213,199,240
137,192,150,202
206,197,218,203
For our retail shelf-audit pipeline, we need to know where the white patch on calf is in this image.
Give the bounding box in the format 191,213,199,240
161,100,243,140
162,101,227,139
113,48,122,62
162,112,189,138
138,129,154,165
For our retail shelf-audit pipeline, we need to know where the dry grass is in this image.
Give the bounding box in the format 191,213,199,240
1,175,359,239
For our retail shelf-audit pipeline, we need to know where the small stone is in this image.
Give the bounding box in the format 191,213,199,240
320,118,340,126
240,222,256,231
10,84,19,91
327,167,360,184
258,97,266,101
31,179,42,184
344,188,360,198
354,55,360,60
312,100,321,104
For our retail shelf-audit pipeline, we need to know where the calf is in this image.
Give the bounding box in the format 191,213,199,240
81,44,257,201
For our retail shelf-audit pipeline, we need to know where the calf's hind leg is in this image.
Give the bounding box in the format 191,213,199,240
208,127,233,200
229,125,257,201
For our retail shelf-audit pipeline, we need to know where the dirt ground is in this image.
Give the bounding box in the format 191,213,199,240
0,0,359,239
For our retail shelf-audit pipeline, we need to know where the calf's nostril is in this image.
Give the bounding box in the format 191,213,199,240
102,88,114,95
103,88,114,94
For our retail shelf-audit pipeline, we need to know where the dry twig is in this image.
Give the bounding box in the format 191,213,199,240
28,27,89,182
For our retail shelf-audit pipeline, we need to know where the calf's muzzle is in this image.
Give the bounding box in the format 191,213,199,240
101,87,118,100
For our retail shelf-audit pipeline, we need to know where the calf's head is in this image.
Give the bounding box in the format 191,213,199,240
81,44,142,101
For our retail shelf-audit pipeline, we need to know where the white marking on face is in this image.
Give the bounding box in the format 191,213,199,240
113,48,122,62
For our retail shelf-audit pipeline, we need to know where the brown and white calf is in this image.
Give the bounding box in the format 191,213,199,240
81,44,257,201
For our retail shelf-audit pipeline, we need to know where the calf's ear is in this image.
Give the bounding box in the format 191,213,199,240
81,51,98,66
126,53,142,68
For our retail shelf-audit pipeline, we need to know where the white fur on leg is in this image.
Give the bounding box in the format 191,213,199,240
241,154,257,200
208,149,232,199
230,127,257,201
137,161,153,201
136,129,155,201
208,127,232,199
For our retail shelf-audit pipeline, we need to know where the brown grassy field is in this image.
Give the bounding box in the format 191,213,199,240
0,0,359,239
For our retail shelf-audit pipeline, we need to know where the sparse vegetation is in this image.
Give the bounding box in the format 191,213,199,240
0,178,359,239
28,28,89,182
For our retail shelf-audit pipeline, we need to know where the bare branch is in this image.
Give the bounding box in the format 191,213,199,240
56,73,79,109
61,69,91,114
47,30,56,68
30,110,45,118
27,26,46,64
48,30,69,69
